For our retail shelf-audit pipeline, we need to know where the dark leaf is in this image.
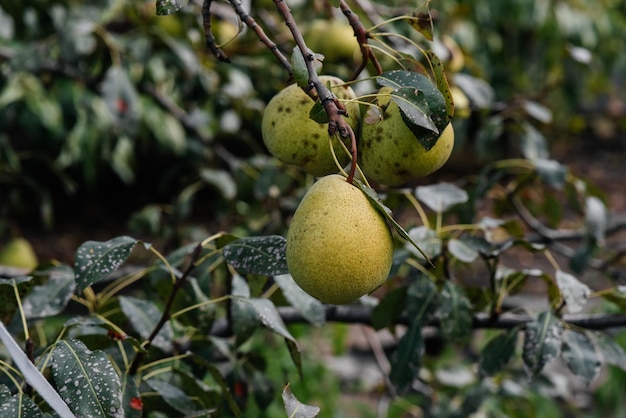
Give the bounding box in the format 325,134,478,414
223,236,288,276
391,87,437,133
562,330,601,386
406,4,433,41
22,264,75,318
230,274,259,345
74,236,140,291
0,394,44,417
372,286,407,330
389,321,423,395
282,384,320,418
52,339,123,418
155,0,188,15
479,327,519,376
252,370,276,410
522,311,563,379
0,276,34,324
147,379,197,414
587,330,626,371
121,373,142,418
285,338,303,381
273,274,325,326
119,296,173,352
438,281,473,342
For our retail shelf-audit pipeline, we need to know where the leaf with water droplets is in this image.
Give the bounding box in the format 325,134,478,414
282,384,320,418
522,311,563,379
562,329,601,386
74,236,141,291
146,379,195,414
273,274,325,326
555,270,591,313
438,281,473,343
22,264,75,318
0,393,44,417
51,338,123,418
119,296,173,352
248,298,296,343
155,0,188,15
223,236,288,276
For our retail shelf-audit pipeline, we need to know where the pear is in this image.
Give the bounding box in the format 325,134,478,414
0,238,38,270
360,101,454,187
286,175,393,304
261,76,360,176
304,20,359,63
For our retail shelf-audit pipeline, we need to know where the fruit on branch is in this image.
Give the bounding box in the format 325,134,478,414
286,174,393,304
359,100,455,187
304,20,359,64
262,76,360,176
0,238,38,270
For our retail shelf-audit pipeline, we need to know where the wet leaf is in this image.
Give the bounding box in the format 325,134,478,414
231,274,259,345
0,393,44,417
587,330,626,371
273,274,325,326
562,330,601,386
522,311,563,379
155,0,188,16
282,384,320,418
555,270,590,313
119,296,173,352
51,339,123,418
74,236,140,291
448,238,479,263
22,264,75,318
479,327,520,377
146,379,195,414
247,298,297,343
438,281,473,342
391,87,437,133
415,183,468,213
425,50,454,122
223,236,288,276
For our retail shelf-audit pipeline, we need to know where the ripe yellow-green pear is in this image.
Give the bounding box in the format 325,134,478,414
286,175,394,304
305,20,359,63
0,238,38,270
359,101,455,186
262,76,360,176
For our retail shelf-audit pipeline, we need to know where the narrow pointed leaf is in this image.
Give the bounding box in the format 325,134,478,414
51,339,123,418
223,236,288,276
522,311,563,379
425,50,454,121
247,298,296,343
282,384,320,418
555,270,591,313
146,379,195,414
274,274,325,326
479,327,520,376
389,321,423,395
562,330,601,386
119,296,173,352
74,236,139,291
438,281,473,342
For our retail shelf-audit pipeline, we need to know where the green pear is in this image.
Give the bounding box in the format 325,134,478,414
286,175,393,304
261,76,360,176
304,20,359,63
359,101,454,186
0,238,38,270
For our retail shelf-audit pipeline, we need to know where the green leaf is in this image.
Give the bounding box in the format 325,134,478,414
0,394,44,417
200,168,237,200
405,274,439,320
377,70,448,150
390,321,423,394
201,360,241,417
146,379,196,414
520,122,550,160
231,274,259,345
222,235,288,276
438,281,473,342
533,159,568,189
555,270,591,313
562,330,601,386
74,236,140,291
404,226,441,261
282,384,320,418
522,311,563,379
372,286,407,330
273,274,325,326
448,238,479,263
425,50,454,122
0,276,34,324
285,338,304,381
251,370,276,410
22,264,75,319
119,296,173,352
247,298,297,343
415,182,468,213
155,0,188,15
479,327,519,377
291,47,311,89
51,339,123,418
406,3,433,41
121,374,142,418
354,179,431,262
587,330,626,371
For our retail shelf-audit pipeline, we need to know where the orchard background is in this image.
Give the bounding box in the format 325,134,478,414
0,0,626,417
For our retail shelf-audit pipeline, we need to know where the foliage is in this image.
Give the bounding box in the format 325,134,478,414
0,0,625,417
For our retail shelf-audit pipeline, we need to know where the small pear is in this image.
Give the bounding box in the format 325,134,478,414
304,20,359,63
0,238,38,270
286,175,393,304
261,76,360,176
360,101,454,187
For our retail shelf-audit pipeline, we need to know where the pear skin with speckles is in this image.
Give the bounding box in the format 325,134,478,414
262,76,360,176
360,101,454,187
286,175,394,304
